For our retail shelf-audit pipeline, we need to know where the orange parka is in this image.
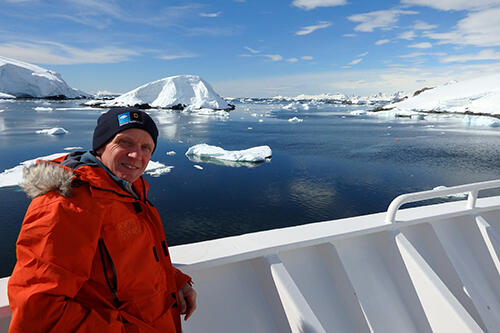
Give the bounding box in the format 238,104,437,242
8,152,191,332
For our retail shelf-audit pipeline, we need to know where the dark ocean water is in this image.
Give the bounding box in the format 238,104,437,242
1,98,500,277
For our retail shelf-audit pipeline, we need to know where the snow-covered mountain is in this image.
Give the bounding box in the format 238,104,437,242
386,73,500,116
0,56,89,99
271,91,408,105
96,75,232,110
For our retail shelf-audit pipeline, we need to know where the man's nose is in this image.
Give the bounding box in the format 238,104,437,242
127,147,142,159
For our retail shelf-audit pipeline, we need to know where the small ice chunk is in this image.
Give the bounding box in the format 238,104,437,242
288,117,303,123
194,165,203,170
146,166,174,177
36,127,68,135
34,107,53,111
166,151,176,156
186,143,272,162
64,146,84,151
350,110,366,115
433,186,468,199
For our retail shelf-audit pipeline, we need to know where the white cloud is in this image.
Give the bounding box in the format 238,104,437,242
375,39,390,45
199,12,222,18
343,33,357,37
348,9,418,32
244,46,260,54
413,20,437,30
425,7,500,47
292,0,347,10
409,42,432,48
399,52,425,58
0,41,139,65
401,0,499,11
158,53,197,60
398,31,416,40
349,58,363,65
301,56,314,60
357,52,368,57
263,54,283,61
441,49,500,63
287,57,299,63
296,21,331,35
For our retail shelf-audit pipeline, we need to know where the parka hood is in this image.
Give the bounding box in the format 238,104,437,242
21,151,95,199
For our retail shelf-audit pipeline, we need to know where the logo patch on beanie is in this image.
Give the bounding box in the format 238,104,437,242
117,111,143,126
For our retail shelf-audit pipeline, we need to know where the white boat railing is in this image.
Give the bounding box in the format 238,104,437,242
385,179,500,224
1,179,500,332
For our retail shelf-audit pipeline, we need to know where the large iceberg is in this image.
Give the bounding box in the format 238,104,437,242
99,75,232,111
0,56,89,99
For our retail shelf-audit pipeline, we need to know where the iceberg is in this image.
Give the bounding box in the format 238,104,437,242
100,75,232,111
288,117,303,123
0,92,15,99
463,115,500,128
36,127,69,135
185,143,272,164
0,56,89,99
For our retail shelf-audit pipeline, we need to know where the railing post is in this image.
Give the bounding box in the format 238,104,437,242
467,190,478,209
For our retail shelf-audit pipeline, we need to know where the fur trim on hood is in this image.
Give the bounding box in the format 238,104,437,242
21,161,75,199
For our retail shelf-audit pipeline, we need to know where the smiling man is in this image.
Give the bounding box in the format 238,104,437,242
8,108,196,332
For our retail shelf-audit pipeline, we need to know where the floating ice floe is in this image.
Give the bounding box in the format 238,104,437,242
283,102,310,111
0,153,170,188
462,115,500,128
34,107,53,111
350,110,366,115
36,127,68,135
193,165,203,170
288,117,303,123
185,143,272,164
166,151,176,156
433,186,468,199
64,146,84,151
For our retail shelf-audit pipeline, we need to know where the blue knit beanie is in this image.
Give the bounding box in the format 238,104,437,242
92,108,158,153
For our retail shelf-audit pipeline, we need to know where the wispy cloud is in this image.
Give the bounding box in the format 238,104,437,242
301,56,314,60
425,7,500,47
343,33,357,37
263,54,283,61
348,9,418,32
296,21,331,35
200,11,222,18
357,52,368,57
287,57,299,63
398,31,416,40
244,46,260,54
375,39,390,45
0,41,139,64
409,42,432,48
441,49,500,63
349,58,363,65
401,0,499,11
292,0,347,11
413,20,437,30
158,53,197,60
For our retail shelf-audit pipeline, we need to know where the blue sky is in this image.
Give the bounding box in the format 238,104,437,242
1,0,500,97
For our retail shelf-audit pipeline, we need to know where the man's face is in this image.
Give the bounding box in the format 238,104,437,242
97,128,154,183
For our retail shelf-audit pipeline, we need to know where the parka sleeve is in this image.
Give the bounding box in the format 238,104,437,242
173,267,192,290
8,192,125,332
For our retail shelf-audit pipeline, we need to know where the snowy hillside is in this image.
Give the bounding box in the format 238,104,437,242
96,75,232,110
386,73,500,116
0,56,89,99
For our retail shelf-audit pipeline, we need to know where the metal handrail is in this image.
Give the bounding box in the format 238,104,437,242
385,179,500,224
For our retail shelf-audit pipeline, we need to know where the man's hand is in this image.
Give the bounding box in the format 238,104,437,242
178,282,197,321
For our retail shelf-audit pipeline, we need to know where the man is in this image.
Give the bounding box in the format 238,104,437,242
8,107,196,332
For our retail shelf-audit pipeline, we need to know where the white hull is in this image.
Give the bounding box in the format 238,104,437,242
2,179,500,332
